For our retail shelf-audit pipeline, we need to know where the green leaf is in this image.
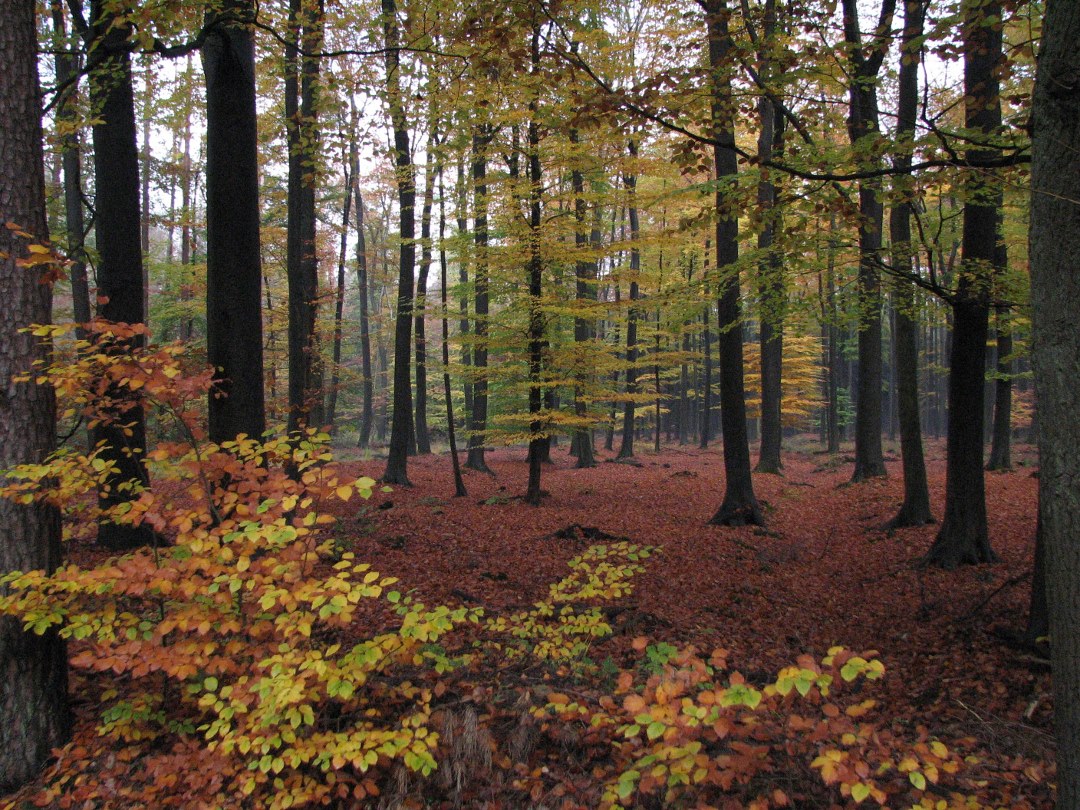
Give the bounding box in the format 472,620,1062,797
851,782,871,803
909,771,927,791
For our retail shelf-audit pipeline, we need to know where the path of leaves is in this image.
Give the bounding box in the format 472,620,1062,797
328,438,1052,808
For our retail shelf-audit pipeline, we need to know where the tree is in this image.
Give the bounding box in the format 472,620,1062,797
923,0,1003,568
842,0,894,483
886,0,933,528
1029,0,1080,800
382,0,417,485
203,0,266,444
86,0,154,549
285,0,324,436
704,0,762,527
0,0,71,788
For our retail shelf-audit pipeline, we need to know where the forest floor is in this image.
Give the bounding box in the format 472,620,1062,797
3,437,1054,809
322,436,1053,808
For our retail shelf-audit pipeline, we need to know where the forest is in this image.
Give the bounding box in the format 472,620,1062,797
1,0,1079,807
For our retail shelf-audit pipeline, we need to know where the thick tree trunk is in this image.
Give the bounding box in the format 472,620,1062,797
204,0,266,445
89,0,153,550
438,170,467,497
924,0,1001,568
0,0,72,788
886,0,933,528
382,0,416,484
1029,1,1080,801
705,0,762,527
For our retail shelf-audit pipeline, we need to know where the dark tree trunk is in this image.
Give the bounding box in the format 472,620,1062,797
203,0,266,445
924,0,1002,568
465,126,493,473
1030,1,1080,800
0,0,72,788
524,27,546,506
699,274,713,449
754,0,784,474
987,302,1013,469
382,0,416,484
886,0,933,528
51,1,90,335
617,143,641,461
569,126,597,468
842,0,894,482
438,169,467,497
705,0,762,527
326,134,354,434
285,0,323,437
454,159,474,429
88,0,153,550
355,188,374,448
1024,501,1048,646
414,130,437,455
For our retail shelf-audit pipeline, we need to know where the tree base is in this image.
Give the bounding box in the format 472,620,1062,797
708,499,765,527
885,503,935,530
851,462,888,483
921,533,999,570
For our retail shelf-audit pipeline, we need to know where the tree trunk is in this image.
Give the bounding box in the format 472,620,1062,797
204,0,266,445
617,142,641,461
0,0,72,787
285,0,323,437
465,126,494,473
382,0,416,484
524,26,546,506
987,302,1013,469
326,133,354,434
438,168,467,497
842,0,894,482
51,1,90,335
89,0,153,550
414,128,437,456
924,0,1002,568
569,126,597,468
705,0,762,527
1030,2,1080,801
886,0,933,528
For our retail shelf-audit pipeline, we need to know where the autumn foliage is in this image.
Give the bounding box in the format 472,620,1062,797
0,326,1046,807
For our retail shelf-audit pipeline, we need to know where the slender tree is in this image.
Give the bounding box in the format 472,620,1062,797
0,0,71,787
382,0,417,484
704,0,762,526
886,0,933,528
842,0,894,483
616,140,641,461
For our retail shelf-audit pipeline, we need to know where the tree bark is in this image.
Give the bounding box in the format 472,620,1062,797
0,0,71,788
886,0,933,528
705,0,762,527
524,25,546,506
924,0,1001,568
203,0,266,444
89,0,153,549
617,141,641,461
381,0,416,484
987,301,1013,470
569,126,597,468
285,0,323,437
414,128,437,456
465,126,493,473
1029,0,1080,800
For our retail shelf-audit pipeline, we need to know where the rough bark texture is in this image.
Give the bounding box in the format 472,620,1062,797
382,0,416,484
924,0,1001,568
203,0,266,444
705,0,762,527
89,0,154,550
285,0,323,437
886,0,933,528
842,0,894,483
0,0,72,789
1029,0,1080,801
